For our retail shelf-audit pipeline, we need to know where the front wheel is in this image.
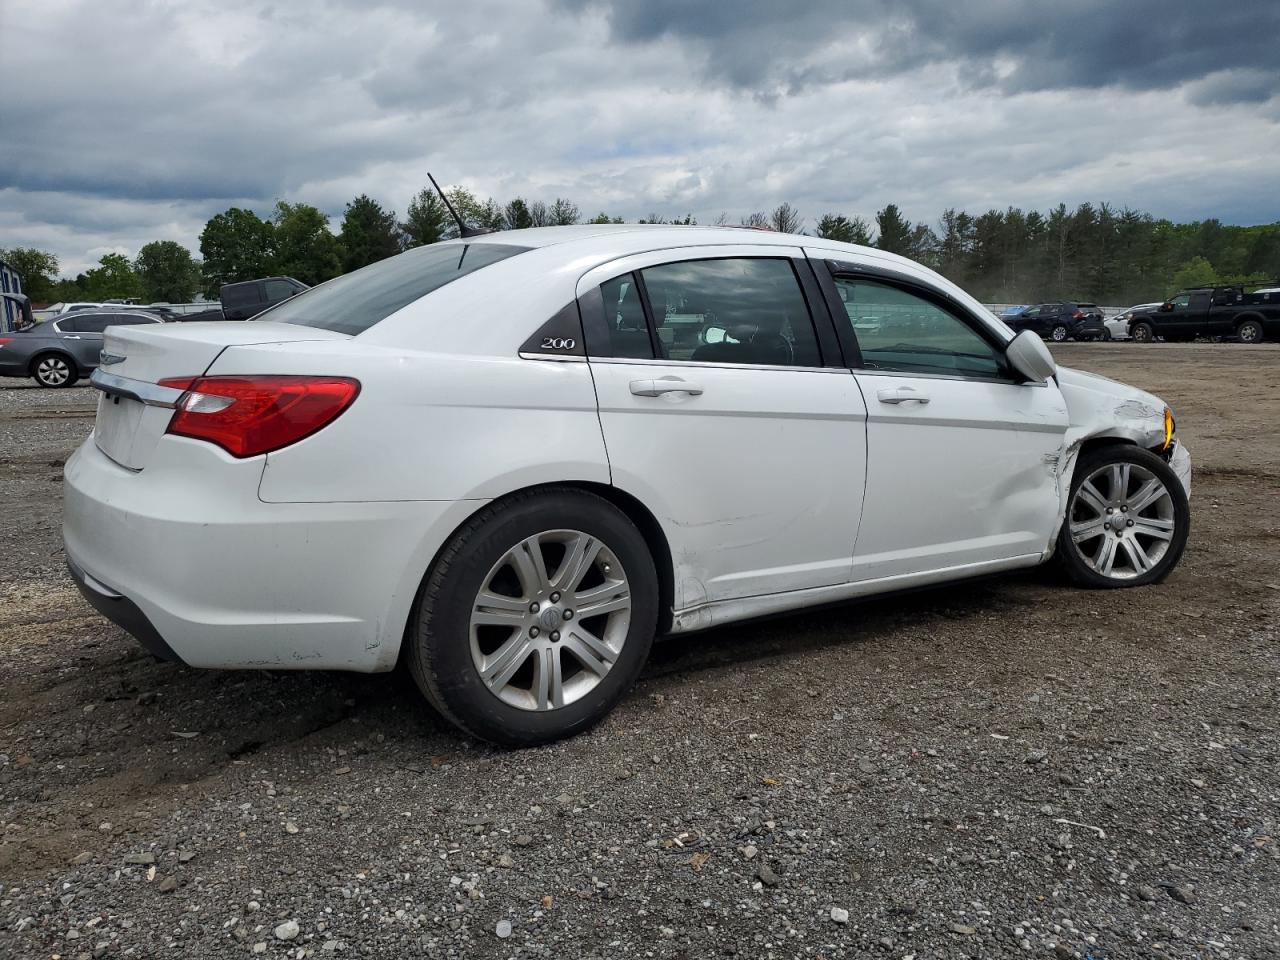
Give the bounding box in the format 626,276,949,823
32,354,78,388
407,489,659,746
1130,321,1155,343
1057,444,1189,589
1237,319,1264,344
1101,328,1113,342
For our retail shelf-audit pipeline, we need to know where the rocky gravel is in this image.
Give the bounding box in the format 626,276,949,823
1,345,1279,959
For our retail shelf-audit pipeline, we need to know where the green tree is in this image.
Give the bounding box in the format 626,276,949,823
0,247,60,302
874,204,914,256
78,253,142,301
503,198,533,231
587,212,624,224
199,207,276,298
815,214,873,245
272,201,342,286
549,198,580,226
339,194,401,271
403,188,451,247
1170,256,1218,294
134,240,199,302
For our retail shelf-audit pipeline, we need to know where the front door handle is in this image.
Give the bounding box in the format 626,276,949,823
63,335,82,340
877,386,930,405
630,376,704,398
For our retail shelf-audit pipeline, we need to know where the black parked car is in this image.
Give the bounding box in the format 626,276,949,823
219,276,308,321
0,310,163,387
1004,302,1106,342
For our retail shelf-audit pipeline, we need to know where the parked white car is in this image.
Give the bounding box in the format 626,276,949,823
1105,303,1163,340
64,226,1192,744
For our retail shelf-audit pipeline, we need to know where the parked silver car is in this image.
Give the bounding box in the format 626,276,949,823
0,310,163,387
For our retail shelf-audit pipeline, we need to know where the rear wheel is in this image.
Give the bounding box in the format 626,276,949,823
31,353,77,388
1130,321,1155,343
1101,328,1113,342
1057,444,1189,589
1049,324,1069,342
407,489,658,746
1237,319,1264,344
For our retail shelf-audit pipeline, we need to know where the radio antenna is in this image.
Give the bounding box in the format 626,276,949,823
428,172,489,238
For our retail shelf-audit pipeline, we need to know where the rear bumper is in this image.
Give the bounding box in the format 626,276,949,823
66,554,183,662
63,436,484,672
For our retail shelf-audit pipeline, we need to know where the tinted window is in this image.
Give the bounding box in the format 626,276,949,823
264,243,528,335
221,283,261,307
638,258,821,367
74,315,112,333
264,279,300,302
833,277,1009,379
599,273,654,359
55,317,80,333
1169,294,1191,308
111,313,162,326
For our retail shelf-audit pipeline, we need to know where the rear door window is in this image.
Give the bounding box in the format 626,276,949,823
598,273,655,359
636,258,822,367
221,283,260,307
263,243,529,335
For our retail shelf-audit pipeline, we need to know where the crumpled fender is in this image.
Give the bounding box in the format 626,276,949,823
1045,365,1187,557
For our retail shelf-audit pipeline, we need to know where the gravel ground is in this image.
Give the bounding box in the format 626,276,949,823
1,343,1278,960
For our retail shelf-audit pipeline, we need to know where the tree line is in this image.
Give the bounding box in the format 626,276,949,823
5,186,1279,307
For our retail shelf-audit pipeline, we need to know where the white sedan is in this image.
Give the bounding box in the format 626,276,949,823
64,226,1192,745
1105,303,1163,340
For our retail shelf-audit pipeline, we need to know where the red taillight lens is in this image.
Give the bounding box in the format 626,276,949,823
158,375,360,458
1072,309,1084,319
0,337,13,346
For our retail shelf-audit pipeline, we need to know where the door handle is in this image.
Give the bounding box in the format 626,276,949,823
630,376,704,398
877,386,930,405
63,335,82,339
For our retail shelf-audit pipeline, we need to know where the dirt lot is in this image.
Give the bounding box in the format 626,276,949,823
1,343,1277,959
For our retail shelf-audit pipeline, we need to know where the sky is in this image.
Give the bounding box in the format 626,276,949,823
2,0,1278,276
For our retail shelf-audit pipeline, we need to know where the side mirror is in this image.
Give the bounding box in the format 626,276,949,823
1160,302,1174,312
1005,329,1057,383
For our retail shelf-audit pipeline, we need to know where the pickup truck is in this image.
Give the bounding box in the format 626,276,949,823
1129,285,1280,344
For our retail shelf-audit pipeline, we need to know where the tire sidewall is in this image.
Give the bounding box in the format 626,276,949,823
33,354,76,388
1238,320,1262,343
1057,445,1190,589
412,491,658,746
1132,322,1153,343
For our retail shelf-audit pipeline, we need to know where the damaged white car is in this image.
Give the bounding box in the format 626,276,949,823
63,226,1191,745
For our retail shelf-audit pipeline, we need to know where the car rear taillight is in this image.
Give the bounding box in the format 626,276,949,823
1072,309,1084,319
0,338,12,347
157,375,360,458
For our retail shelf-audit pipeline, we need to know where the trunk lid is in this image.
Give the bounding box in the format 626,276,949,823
92,321,349,470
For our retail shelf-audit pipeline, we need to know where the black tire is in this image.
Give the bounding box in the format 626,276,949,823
30,353,79,388
1101,328,1112,342
1049,324,1069,343
407,488,659,746
1130,321,1155,343
1237,319,1264,344
1056,444,1189,589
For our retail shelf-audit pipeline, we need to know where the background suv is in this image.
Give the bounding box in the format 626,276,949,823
1006,302,1106,342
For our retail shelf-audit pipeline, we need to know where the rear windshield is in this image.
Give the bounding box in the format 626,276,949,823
260,242,529,335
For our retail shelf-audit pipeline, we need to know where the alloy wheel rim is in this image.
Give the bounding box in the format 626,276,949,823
469,529,631,712
1068,462,1176,580
38,358,69,385
1241,324,1259,342
1052,326,1067,342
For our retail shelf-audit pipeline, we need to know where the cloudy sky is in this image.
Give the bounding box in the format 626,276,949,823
3,0,1278,275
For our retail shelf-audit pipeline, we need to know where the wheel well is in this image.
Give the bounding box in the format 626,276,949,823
407,482,676,648
1234,313,1264,328
28,350,75,376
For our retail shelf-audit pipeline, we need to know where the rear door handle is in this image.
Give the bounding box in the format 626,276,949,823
63,335,82,340
877,386,930,405
630,377,704,397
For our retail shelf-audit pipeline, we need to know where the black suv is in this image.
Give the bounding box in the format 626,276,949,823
219,276,309,321
1005,302,1106,342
